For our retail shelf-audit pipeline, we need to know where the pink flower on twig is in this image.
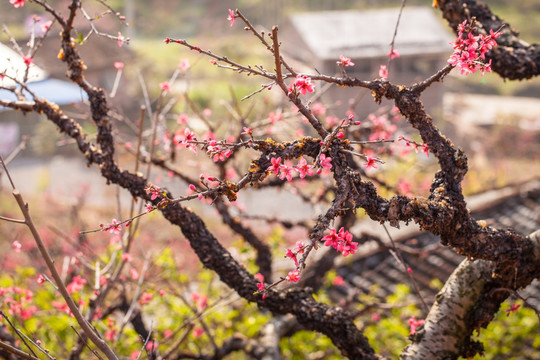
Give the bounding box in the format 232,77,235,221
22,55,33,66
387,48,400,59
286,270,301,283
227,9,236,27
288,75,315,96
10,0,25,8
295,157,314,178
408,316,425,335
379,65,388,80
337,55,354,67
319,154,332,169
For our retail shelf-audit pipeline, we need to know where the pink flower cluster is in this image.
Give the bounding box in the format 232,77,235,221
408,316,425,335
337,55,354,67
288,75,315,96
206,140,233,162
397,136,429,158
448,20,501,76
368,113,397,141
285,241,305,267
321,227,358,257
173,128,198,154
0,286,37,321
66,275,87,294
254,273,267,299
145,184,162,200
268,155,332,182
10,0,25,8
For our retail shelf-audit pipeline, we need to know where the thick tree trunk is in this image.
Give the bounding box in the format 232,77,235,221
401,259,491,359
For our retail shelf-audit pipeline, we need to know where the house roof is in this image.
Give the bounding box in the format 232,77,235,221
0,42,47,86
336,179,540,309
288,6,453,61
0,42,87,108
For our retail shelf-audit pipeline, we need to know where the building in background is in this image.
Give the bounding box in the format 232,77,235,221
283,6,453,118
0,42,87,156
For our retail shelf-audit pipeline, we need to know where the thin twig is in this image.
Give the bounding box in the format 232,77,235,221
0,340,39,360
0,159,119,360
0,311,39,358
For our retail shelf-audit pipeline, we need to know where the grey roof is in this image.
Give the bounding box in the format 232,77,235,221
337,179,540,308
289,7,454,60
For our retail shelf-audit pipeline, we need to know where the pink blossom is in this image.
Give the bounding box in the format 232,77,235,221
105,328,116,342
288,75,315,96
66,275,87,294
379,64,388,80
269,111,282,124
130,268,139,280
37,274,45,285
387,48,400,59
139,292,153,305
505,303,521,317
279,165,294,182
145,203,153,214
106,219,122,234
178,58,190,71
332,275,344,286
337,55,355,67
319,154,332,169
285,248,299,267
269,157,282,175
254,273,265,283
121,253,132,262
203,108,212,117
177,113,188,124
448,20,500,76
295,157,314,178
321,227,358,257
9,0,25,8
408,316,425,335
158,289,165,296
117,32,125,47
114,61,124,70
159,81,171,92
294,241,305,254
191,292,208,310
422,144,429,158
286,270,301,283
193,327,204,338
311,102,327,115
227,9,236,27
180,128,198,153
363,156,378,170
52,300,72,316
22,55,33,66
397,180,411,196
12,240,22,252
325,116,339,127
241,127,253,136
40,20,52,32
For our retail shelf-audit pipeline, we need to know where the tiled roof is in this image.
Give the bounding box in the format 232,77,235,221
288,7,453,61
337,179,540,308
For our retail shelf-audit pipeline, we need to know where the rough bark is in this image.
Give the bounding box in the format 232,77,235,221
400,259,491,360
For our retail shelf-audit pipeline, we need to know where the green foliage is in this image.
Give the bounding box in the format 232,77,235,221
470,300,540,359
364,284,416,358
280,330,341,359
